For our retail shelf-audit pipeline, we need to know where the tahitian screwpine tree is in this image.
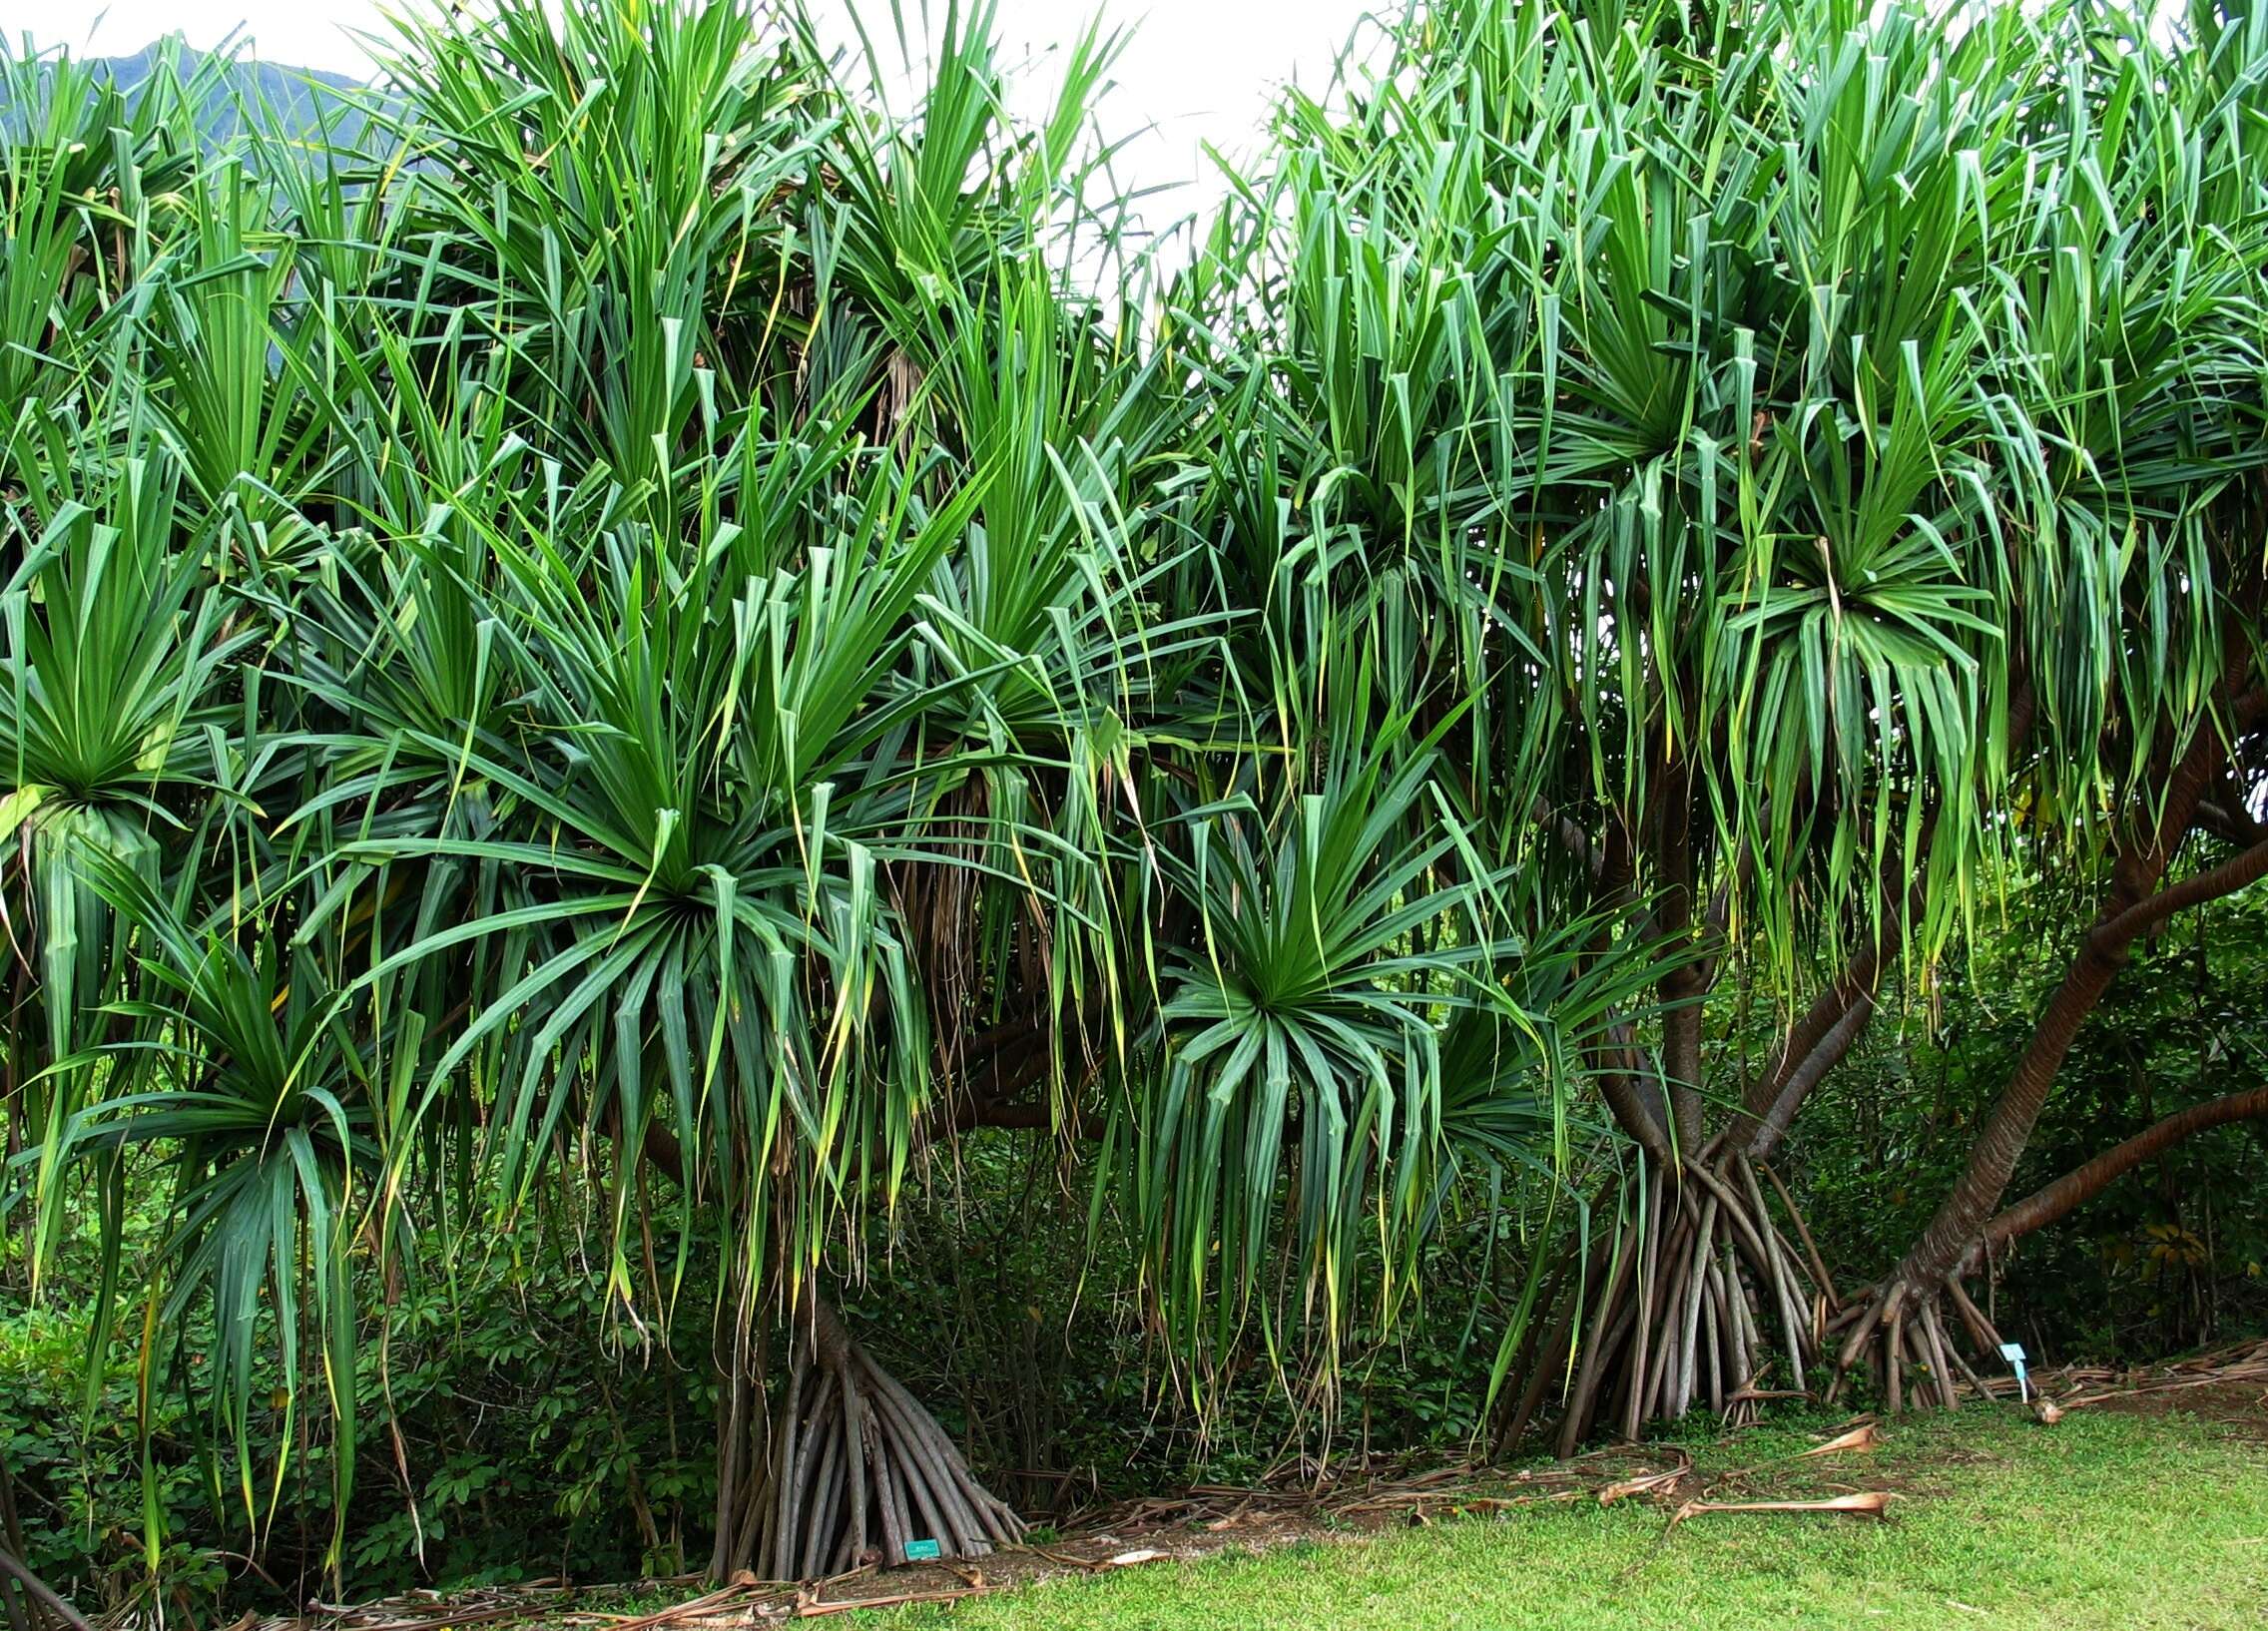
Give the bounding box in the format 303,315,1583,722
0,0,1649,1589
1255,0,2268,1443
2,0,2266,1602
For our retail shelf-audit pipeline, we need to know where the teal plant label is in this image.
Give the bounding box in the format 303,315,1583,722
904,1538,942,1561
1998,1342,2030,1399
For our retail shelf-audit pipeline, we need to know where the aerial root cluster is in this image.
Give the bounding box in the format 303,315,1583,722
743,1299,1025,1577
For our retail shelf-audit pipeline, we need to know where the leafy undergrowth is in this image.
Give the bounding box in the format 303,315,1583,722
855,1408,2268,1631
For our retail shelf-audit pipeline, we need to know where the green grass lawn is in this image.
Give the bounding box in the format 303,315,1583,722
859,1408,2268,1630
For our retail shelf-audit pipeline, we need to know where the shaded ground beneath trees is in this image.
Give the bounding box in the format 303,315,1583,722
262,1340,2268,1631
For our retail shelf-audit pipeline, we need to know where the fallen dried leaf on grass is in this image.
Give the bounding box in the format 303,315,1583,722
791,1588,971,1619
1670,1491,1897,1527
1598,1468,1688,1505
1696,1421,1882,1498
1799,1423,1882,1458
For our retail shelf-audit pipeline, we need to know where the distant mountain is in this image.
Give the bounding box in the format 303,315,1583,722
2,36,372,147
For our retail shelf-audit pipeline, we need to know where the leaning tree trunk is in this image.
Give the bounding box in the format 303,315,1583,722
710,1293,1024,1582
1810,1085,2268,1408
1833,697,2268,1407
1514,989,1876,1455
1505,786,1903,1453
1505,913,1888,1452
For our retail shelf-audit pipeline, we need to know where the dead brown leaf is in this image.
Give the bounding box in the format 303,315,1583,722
1598,1467,1687,1505
1798,1423,1882,1458
1671,1490,1896,1527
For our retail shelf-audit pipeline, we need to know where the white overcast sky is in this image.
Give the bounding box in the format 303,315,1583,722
5,0,1379,206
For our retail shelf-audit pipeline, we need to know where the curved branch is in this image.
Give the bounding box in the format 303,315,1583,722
1738,955,1883,1126
1966,1085,2268,1267
2095,832,2268,948
1745,992,1877,1162
1596,1041,1676,1164
2193,796,2264,847
1737,802,1937,1140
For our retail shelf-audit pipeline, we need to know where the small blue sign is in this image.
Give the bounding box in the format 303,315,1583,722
904,1538,942,1561
1997,1341,2029,1401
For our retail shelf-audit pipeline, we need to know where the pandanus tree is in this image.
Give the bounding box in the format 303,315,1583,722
7,0,2268,1606
1,0,1646,1595
1254,0,2268,1444
1819,2,2268,1402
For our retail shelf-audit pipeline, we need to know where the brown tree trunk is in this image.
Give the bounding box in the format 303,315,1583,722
1895,725,2258,1290
1747,994,1878,1163
1834,694,2265,1399
1729,806,1938,1159
1964,1085,2268,1269
1654,762,1707,1156
1521,777,1856,1452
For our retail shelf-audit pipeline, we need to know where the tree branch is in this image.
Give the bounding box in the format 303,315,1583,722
1745,992,1878,1162
1732,805,1934,1146
2193,800,2263,845
1738,947,1886,1124
0,1548,91,1631
1893,702,2247,1287
2094,832,2268,949
1963,1084,2268,1270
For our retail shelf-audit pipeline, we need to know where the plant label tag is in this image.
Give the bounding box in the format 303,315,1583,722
1997,1341,2029,1400
904,1538,942,1561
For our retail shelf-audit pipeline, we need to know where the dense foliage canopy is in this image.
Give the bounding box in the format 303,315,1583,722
3,0,2265,1612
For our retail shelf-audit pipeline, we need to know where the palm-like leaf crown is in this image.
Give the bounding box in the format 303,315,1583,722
2,0,2264,1574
